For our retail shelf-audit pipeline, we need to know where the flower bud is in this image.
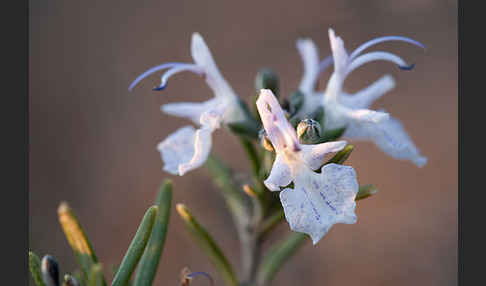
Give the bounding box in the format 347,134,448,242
41,255,59,286
255,68,279,97
297,119,322,144
63,274,80,286
259,129,274,152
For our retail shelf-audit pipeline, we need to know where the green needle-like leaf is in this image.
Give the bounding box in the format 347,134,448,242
29,251,46,286
256,232,308,285
176,204,238,286
356,184,378,201
88,264,104,286
205,155,248,220
112,206,158,286
133,180,173,286
258,209,285,239
325,144,354,165
58,202,106,285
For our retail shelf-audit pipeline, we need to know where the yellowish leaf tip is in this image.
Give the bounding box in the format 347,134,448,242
176,204,191,221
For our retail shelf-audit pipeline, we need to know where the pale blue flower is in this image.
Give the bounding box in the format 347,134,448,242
130,33,245,175
295,29,427,167
257,89,359,244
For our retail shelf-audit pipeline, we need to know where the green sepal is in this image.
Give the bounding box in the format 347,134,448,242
255,68,280,98
286,90,304,117
227,97,261,140
321,127,347,142
325,144,354,165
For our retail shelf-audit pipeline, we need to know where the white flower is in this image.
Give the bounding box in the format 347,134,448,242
296,29,427,167
129,33,245,176
256,89,359,244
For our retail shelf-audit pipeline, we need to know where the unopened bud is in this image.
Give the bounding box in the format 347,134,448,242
63,274,80,286
259,129,274,152
255,68,279,97
297,119,322,144
41,255,59,286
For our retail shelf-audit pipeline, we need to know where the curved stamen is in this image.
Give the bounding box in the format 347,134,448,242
153,64,204,91
128,62,186,91
349,36,425,61
186,271,214,285
345,51,413,78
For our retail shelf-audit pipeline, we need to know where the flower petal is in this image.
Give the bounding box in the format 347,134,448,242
297,39,320,94
161,98,221,125
339,75,395,109
157,126,197,175
279,164,358,244
191,33,237,100
256,89,300,152
178,125,215,175
264,154,292,191
300,141,347,170
328,28,349,76
344,115,427,167
344,107,390,123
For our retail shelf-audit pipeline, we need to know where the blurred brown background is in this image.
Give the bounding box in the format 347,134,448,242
29,0,457,285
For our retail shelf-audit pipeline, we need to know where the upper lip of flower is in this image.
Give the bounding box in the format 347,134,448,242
129,33,244,176
297,29,425,96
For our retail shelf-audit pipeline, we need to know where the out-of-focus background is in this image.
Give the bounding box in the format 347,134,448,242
29,0,457,285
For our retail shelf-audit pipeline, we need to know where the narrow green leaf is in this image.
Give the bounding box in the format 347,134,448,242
256,232,308,285
29,251,46,286
58,202,106,285
88,264,104,286
325,144,354,165
258,209,285,239
112,206,158,286
205,155,248,219
133,180,173,286
356,184,378,201
176,204,238,286
238,137,261,180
